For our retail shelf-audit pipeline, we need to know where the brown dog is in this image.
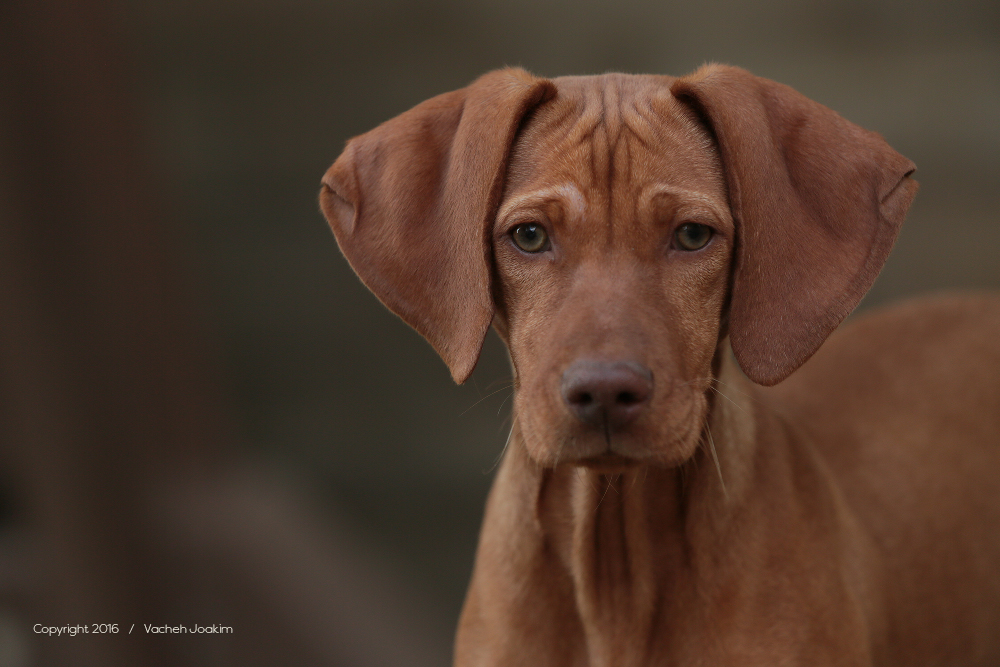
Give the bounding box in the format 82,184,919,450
320,66,1000,666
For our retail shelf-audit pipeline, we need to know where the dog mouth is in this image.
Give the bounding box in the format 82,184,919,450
575,451,638,471
550,395,705,470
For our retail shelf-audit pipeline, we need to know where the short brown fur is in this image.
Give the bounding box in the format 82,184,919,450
321,65,1000,666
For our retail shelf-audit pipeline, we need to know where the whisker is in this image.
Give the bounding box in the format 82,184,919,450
496,390,514,417
709,385,747,415
705,423,729,502
676,375,756,404
579,466,600,494
596,474,614,510
460,383,516,417
709,377,752,397
676,375,716,390
497,412,513,433
485,425,515,475
482,377,516,392
629,465,642,491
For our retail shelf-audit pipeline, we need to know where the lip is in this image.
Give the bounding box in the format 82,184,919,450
576,452,638,471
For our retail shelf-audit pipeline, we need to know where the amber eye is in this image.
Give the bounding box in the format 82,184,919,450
511,223,550,253
674,222,713,251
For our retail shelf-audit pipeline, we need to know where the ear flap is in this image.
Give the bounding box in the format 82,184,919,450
671,65,918,386
320,69,555,383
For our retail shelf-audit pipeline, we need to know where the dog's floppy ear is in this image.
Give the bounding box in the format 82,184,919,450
671,65,917,386
320,69,555,383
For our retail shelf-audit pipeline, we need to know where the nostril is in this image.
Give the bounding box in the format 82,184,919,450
566,388,594,407
617,391,638,405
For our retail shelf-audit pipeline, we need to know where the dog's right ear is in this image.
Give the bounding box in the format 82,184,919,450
321,69,555,383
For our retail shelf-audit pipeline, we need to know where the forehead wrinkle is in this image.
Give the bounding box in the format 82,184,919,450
546,100,595,149
496,184,587,223
604,90,662,244
569,92,607,191
621,100,657,149
506,76,725,250
644,183,731,223
554,83,653,247
508,94,603,191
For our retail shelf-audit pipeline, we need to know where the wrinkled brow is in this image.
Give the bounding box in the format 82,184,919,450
496,184,587,224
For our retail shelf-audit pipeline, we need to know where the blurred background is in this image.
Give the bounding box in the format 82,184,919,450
1,0,998,664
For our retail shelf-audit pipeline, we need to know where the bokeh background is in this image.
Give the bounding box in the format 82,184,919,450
1,0,998,664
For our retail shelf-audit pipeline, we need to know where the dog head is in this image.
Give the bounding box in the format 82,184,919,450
321,65,916,468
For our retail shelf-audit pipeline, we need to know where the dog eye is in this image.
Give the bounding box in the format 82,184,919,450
511,223,550,253
674,222,713,251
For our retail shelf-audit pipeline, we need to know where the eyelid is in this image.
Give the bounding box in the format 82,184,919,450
497,215,550,245
672,215,719,232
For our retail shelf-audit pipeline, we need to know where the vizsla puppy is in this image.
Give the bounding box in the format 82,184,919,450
320,65,1000,666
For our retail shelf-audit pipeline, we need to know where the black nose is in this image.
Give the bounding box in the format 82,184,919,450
560,360,653,429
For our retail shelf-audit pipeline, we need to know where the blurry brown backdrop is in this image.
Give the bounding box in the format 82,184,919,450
1,0,998,664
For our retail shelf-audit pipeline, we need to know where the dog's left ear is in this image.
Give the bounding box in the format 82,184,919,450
321,69,555,383
671,65,918,386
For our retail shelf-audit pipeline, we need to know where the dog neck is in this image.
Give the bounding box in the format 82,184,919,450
533,461,682,662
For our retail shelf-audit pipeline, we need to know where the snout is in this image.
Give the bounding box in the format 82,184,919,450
561,359,653,430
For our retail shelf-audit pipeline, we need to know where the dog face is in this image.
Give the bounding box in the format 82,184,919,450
492,75,733,467
321,65,916,468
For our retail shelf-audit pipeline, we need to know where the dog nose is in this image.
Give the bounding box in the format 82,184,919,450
561,360,653,429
